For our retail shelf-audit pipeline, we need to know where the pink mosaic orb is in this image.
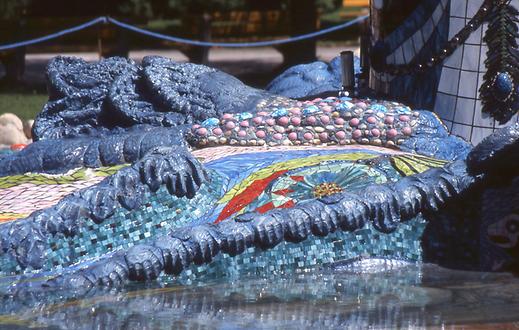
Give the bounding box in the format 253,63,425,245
225,121,236,130
288,132,298,141
290,116,302,125
321,105,333,113
266,118,276,126
371,128,381,137
256,130,266,138
356,102,367,109
253,117,263,125
197,128,208,136
399,115,410,122
192,124,201,129
387,128,398,138
367,116,377,124
277,116,289,126
273,133,283,140
349,118,359,126
320,115,330,125
240,120,250,127
212,128,223,136
238,130,247,137
303,132,314,140
312,98,322,102
290,107,301,115
352,129,362,139
319,132,329,141
385,115,394,125
334,117,345,125
222,113,234,120
306,116,317,125
402,126,413,136
335,131,346,139
257,111,269,116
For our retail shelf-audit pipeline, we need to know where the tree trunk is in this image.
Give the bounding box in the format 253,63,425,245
188,12,212,65
1,16,26,85
2,48,25,84
280,0,317,67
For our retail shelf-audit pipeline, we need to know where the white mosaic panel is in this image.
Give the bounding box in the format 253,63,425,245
434,0,519,144
370,1,446,88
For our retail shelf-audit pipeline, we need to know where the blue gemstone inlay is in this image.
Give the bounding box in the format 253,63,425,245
202,118,220,127
336,101,354,111
493,72,514,101
271,108,289,118
236,112,253,121
371,104,388,113
302,105,319,115
339,96,352,101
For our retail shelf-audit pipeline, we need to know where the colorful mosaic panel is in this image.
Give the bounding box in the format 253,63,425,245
0,146,446,277
0,165,127,222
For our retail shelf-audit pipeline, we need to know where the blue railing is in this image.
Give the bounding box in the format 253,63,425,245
0,15,368,51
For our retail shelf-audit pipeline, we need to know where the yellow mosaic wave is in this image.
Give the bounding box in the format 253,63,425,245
0,164,129,189
391,154,447,176
218,152,379,204
218,152,447,204
0,212,28,222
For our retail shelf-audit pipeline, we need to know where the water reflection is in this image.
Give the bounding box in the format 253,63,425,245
1,262,519,329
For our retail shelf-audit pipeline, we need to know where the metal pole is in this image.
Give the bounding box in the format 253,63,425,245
97,25,103,60
339,50,355,96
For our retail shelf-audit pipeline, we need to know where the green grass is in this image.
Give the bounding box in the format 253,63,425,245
145,19,182,30
0,93,47,120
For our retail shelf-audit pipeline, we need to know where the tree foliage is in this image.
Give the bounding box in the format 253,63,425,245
168,0,247,13
117,0,154,19
0,0,31,20
149,0,340,17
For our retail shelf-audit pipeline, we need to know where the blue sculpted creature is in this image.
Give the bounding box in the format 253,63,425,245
0,55,514,295
265,55,350,98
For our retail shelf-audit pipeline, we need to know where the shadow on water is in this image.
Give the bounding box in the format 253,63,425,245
1,263,519,329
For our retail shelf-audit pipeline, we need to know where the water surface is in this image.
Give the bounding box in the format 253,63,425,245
1,262,519,329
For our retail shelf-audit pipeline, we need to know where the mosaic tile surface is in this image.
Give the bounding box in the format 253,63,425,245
0,145,446,277
0,165,127,222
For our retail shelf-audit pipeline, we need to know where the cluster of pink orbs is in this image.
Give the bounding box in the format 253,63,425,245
189,96,419,148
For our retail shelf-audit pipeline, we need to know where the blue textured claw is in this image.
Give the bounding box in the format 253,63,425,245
219,221,255,256
109,169,146,210
183,225,222,265
297,201,339,237
125,245,164,281
80,185,118,223
153,235,192,275
249,212,284,249
322,193,369,232
136,146,206,199
363,185,401,233
283,208,312,243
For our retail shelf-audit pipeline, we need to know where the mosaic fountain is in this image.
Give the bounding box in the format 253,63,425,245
0,0,519,327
